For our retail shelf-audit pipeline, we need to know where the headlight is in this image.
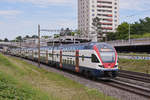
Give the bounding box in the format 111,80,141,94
98,65,104,68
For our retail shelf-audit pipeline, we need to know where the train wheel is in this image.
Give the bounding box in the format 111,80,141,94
81,70,85,76
91,76,97,81
84,71,91,79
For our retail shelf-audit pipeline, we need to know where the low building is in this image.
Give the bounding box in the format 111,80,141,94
47,36,92,46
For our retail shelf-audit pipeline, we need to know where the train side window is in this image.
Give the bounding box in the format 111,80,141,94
49,53,51,57
70,60,72,65
73,60,75,65
82,55,84,61
91,54,99,63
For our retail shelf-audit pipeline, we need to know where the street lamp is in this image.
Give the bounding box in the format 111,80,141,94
128,23,131,44
37,25,61,67
38,24,40,67
127,15,134,44
37,26,78,67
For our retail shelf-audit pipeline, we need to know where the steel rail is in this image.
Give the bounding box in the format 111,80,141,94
107,79,150,98
119,70,150,83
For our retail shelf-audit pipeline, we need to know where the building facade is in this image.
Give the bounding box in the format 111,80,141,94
78,0,119,41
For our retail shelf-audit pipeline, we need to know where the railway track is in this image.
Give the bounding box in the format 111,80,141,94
108,79,150,98
118,70,150,83
107,70,150,98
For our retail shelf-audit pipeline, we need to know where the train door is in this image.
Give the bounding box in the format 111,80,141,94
75,50,79,72
46,50,48,64
32,50,34,60
52,47,56,66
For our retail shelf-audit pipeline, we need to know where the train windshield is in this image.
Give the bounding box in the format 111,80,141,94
97,44,116,63
100,52,115,63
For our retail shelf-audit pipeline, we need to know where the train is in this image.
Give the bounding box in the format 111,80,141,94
9,42,118,78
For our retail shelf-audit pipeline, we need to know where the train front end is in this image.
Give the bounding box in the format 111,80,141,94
93,43,118,78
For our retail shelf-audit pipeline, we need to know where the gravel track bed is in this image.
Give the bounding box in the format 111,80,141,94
118,72,150,83
115,77,150,88
11,56,150,100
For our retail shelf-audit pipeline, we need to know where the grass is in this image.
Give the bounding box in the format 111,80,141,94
0,72,49,100
118,58,150,74
119,53,150,57
0,53,117,100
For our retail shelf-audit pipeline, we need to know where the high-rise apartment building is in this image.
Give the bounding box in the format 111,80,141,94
78,0,119,41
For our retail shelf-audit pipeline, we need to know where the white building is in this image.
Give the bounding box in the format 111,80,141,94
78,0,119,41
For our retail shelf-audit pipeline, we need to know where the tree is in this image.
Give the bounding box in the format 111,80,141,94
71,32,75,36
107,32,117,41
4,38,9,42
16,36,23,42
54,34,60,38
107,22,129,41
107,17,150,41
74,30,80,35
42,36,49,39
31,35,38,38
92,17,102,41
116,22,129,40
25,35,30,38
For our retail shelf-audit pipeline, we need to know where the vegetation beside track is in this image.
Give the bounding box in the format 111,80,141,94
0,53,117,100
119,53,150,57
119,58,150,74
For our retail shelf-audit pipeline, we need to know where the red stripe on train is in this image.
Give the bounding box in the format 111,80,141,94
93,45,116,68
75,50,79,72
60,50,63,68
93,45,103,65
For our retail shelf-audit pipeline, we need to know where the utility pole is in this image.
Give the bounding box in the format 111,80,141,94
129,23,131,44
127,15,134,44
38,24,40,68
20,39,21,55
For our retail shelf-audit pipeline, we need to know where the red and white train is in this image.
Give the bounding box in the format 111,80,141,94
10,42,118,78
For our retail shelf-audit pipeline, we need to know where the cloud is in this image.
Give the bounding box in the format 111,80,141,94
4,0,75,7
120,0,150,11
0,10,22,16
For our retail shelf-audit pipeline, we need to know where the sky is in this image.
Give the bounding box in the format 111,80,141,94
0,0,150,40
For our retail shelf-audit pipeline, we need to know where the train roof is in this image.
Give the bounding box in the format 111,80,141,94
55,42,114,50
13,42,114,50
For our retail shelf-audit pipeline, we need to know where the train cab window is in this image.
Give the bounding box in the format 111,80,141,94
91,54,99,63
